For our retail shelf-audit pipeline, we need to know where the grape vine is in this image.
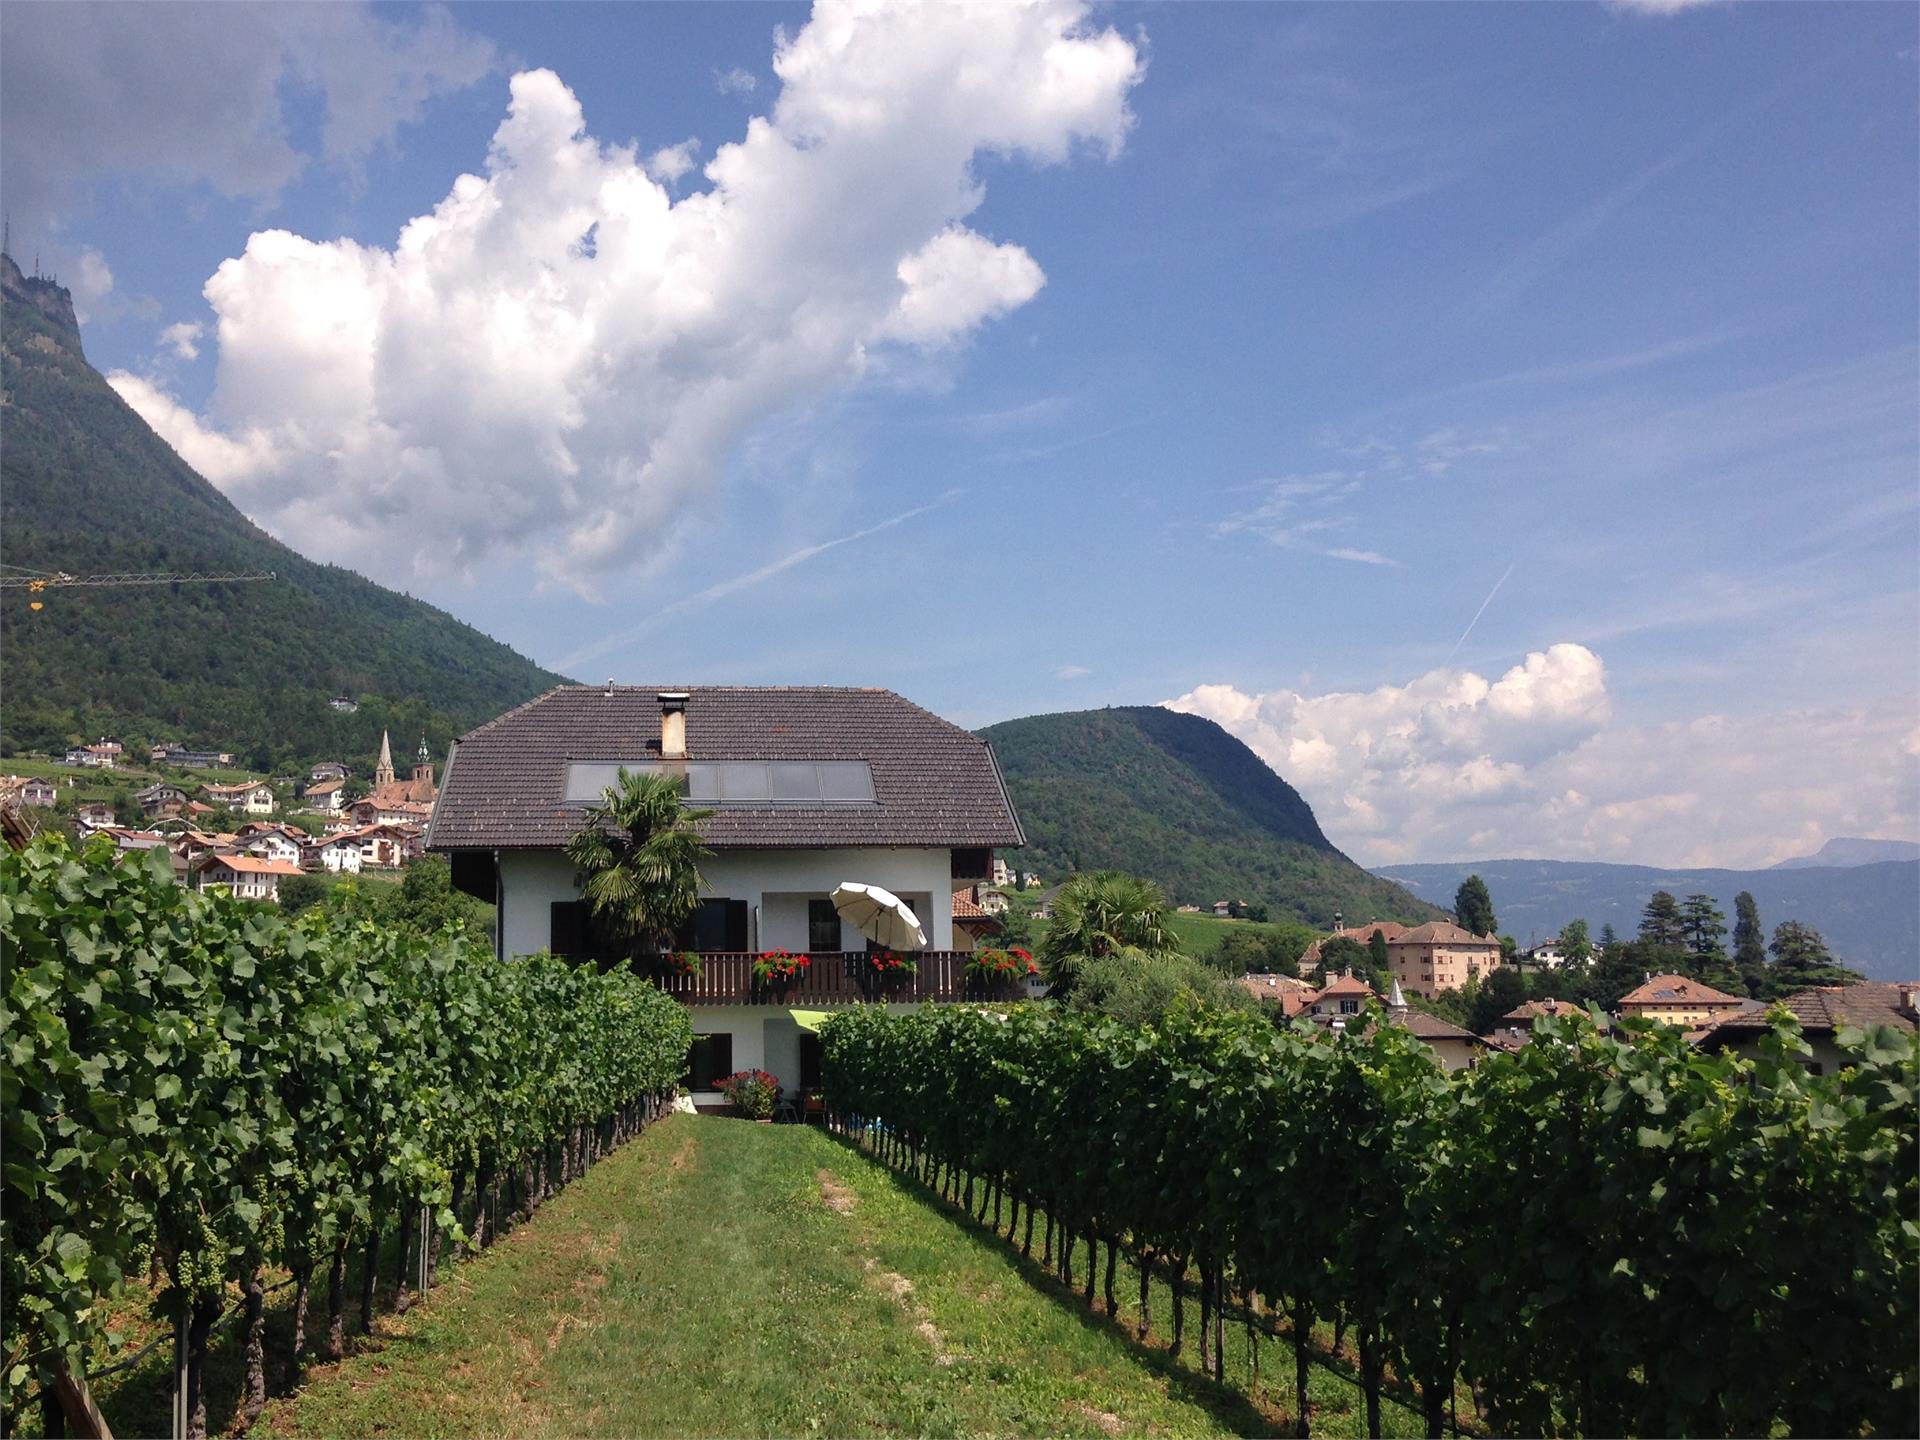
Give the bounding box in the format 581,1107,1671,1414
821,1001,1916,1437
3,834,691,1434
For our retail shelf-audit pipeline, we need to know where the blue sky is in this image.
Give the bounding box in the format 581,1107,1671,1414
4,1,1915,867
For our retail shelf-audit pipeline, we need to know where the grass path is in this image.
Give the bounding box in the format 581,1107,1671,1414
251,1116,1417,1438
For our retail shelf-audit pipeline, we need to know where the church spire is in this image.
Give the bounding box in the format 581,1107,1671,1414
374,729,395,788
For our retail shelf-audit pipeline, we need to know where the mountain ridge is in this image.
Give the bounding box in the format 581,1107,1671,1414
1771,837,1920,870
0,253,566,771
979,705,1442,927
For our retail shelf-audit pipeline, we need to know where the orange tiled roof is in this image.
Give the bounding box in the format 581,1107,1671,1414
1618,974,1744,1009
197,854,303,877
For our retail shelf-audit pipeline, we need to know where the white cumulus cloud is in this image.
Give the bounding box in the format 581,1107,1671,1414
109,1,1143,593
644,137,701,184
1166,644,1919,868
159,321,205,361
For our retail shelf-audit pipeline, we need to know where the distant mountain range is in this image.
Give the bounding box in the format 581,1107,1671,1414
979,706,1442,928
0,253,564,771
1373,857,1919,980
1771,837,1920,870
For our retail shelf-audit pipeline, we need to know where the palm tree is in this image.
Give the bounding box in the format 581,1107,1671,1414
563,769,712,957
1039,870,1179,998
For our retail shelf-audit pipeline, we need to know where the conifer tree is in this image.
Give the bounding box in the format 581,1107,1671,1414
1453,874,1496,936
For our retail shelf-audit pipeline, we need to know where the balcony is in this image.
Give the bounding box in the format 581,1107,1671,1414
645,950,1021,1006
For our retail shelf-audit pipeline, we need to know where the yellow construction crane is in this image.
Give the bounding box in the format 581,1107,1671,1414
2,567,276,609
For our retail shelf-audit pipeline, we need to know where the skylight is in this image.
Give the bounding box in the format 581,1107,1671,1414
563,760,876,808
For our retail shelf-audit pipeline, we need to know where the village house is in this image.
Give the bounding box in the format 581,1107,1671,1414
310,762,349,781
329,695,359,713
306,833,365,874
65,739,121,768
428,685,1024,1107
301,777,346,813
1,776,58,808
1303,919,1504,998
1694,982,1919,1074
1615,974,1748,1028
1235,971,1317,1018
135,782,190,819
193,853,303,902
150,743,236,769
239,827,303,866
1484,997,1594,1047
990,855,1013,887
1519,940,1571,970
1291,973,1496,1070
202,780,276,815
74,802,117,831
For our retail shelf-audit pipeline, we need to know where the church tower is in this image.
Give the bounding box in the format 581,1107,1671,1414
413,736,434,787
374,730,396,789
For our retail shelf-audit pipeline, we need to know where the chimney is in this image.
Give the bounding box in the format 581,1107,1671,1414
1898,983,1919,1020
659,692,689,759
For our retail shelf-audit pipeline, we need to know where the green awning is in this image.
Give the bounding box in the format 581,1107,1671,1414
789,1009,830,1033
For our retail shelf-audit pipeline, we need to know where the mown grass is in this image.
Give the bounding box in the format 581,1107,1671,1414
236,1115,1419,1438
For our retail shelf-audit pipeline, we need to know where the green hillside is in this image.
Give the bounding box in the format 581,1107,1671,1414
0,254,564,769
979,706,1440,928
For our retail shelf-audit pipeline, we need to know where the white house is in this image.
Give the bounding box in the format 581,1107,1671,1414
194,853,303,902
429,686,1025,1107
301,777,345,813
203,780,276,815
243,831,303,866
307,834,365,873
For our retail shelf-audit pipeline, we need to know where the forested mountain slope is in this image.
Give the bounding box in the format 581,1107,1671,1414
0,254,564,769
979,705,1441,927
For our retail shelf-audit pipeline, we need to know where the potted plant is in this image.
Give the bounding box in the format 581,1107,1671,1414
718,1068,780,1122
862,947,918,997
752,949,811,991
964,945,1038,997
659,950,703,980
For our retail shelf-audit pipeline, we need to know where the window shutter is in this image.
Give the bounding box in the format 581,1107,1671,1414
725,899,750,952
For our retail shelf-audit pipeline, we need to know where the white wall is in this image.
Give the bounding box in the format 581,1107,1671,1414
498,845,954,959
686,999,931,1105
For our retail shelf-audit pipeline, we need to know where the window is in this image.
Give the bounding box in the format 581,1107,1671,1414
550,901,588,957
685,1033,734,1090
808,898,841,953
1339,999,1360,1015
680,897,749,952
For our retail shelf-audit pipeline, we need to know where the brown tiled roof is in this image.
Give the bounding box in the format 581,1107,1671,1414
1394,920,1499,946
1701,982,1918,1039
427,685,1025,853
1390,1008,1485,1044
1311,972,1377,1001
952,891,992,920
1237,972,1316,1017
1618,974,1744,1009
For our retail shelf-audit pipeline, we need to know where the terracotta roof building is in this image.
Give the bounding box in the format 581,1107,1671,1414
1695,982,1919,1074
1616,974,1747,1028
1305,918,1503,998
1236,971,1317,1018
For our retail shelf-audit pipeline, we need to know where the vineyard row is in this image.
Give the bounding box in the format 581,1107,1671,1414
3,836,693,1437
820,1003,1917,1439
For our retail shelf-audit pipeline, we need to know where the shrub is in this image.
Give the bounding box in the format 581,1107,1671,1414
717,1070,780,1120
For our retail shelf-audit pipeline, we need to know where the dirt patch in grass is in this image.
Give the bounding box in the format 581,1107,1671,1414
1076,1402,1126,1435
818,1168,858,1214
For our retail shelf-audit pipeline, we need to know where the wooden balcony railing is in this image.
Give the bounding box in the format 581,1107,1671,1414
641,951,1019,1006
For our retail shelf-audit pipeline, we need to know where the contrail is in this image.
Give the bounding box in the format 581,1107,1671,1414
555,489,961,673
1445,560,1515,666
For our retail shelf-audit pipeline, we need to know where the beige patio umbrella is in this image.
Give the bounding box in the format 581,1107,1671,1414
830,881,927,951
